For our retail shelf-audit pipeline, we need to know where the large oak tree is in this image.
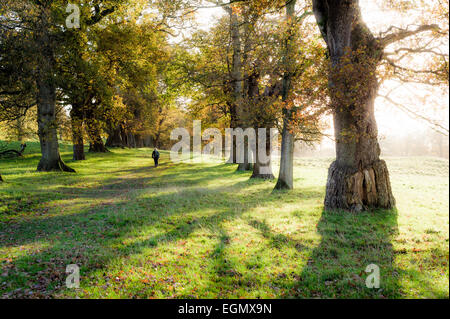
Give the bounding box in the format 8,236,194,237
312,0,445,211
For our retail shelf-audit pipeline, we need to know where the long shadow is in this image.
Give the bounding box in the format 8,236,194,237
0,170,281,298
248,219,307,252
0,154,236,221
203,227,244,299
0,174,268,248
283,208,400,298
200,200,324,299
1,149,325,298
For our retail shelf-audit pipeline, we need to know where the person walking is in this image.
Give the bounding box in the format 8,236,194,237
152,147,160,167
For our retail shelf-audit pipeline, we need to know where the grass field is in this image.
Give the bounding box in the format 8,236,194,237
0,141,448,299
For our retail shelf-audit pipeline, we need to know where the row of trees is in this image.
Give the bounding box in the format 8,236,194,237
1,0,448,212
176,0,448,211
0,0,192,162
173,0,327,182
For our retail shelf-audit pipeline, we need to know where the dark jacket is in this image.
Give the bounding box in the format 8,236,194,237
152,150,160,158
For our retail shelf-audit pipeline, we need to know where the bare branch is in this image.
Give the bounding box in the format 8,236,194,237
385,47,449,58
380,94,449,136
379,24,440,48
384,57,446,77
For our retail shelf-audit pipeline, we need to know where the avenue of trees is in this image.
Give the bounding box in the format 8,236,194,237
1,0,448,212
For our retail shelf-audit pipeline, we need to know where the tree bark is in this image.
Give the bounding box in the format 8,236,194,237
88,131,108,152
251,129,275,179
237,15,254,172
313,0,395,211
153,133,160,148
226,6,243,165
89,139,108,153
251,152,275,179
106,125,127,148
227,107,238,164
16,117,24,142
143,135,155,148
70,104,85,161
275,0,297,190
35,7,74,173
237,137,253,171
86,118,108,153
275,123,295,189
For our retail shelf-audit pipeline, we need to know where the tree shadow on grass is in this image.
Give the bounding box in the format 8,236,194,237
199,187,324,299
281,208,401,298
0,170,281,298
248,219,307,252
202,226,245,299
1,149,328,298
0,157,238,223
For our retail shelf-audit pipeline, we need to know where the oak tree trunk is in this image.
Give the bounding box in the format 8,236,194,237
86,119,108,153
70,104,85,161
226,6,243,165
16,117,25,143
251,130,274,179
236,14,254,172
313,0,395,211
237,137,253,171
275,0,297,190
89,140,108,153
275,123,294,189
35,8,74,172
106,127,123,148
106,123,128,148
251,149,274,179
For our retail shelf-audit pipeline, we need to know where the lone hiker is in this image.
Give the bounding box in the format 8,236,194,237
152,147,160,167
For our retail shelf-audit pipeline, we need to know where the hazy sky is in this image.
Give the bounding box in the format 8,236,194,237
191,1,449,143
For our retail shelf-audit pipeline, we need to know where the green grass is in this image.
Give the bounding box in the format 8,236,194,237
0,141,448,298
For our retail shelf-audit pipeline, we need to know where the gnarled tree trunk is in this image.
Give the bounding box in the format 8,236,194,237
313,0,395,212
36,8,74,173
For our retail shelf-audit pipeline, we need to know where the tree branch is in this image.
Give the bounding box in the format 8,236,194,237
86,5,116,26
379,24,439,48
380,94,449,136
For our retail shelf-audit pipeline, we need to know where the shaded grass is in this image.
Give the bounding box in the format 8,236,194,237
0,141,448,298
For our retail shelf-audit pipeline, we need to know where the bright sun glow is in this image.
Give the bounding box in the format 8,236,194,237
193,0,449,153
